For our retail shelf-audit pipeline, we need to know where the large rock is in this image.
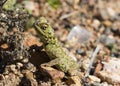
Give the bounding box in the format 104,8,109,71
97,58,120,85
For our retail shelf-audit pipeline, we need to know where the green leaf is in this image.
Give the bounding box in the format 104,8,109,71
46,0,61,9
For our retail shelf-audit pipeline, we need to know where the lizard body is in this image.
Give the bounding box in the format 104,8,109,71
34,17,79,75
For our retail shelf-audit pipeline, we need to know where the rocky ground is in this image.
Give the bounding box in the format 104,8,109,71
0,0,120,86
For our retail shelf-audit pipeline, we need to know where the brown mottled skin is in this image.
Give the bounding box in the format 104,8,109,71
34,17,79,75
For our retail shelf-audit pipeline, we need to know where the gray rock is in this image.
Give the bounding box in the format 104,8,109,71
99,35,116,45
67,25,92,44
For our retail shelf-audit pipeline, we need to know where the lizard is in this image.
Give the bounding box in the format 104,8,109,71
34,17,80,76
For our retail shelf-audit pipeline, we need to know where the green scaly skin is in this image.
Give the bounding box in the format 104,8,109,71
34,17,79,75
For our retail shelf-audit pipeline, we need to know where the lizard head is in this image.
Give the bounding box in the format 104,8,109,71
34,17,55,43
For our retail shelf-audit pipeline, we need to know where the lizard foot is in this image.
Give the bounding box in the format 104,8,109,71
41,63,50,67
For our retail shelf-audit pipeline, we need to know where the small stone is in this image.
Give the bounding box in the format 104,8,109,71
73,0,80,9
19,56,23,60
10,65,16,72
104,28,112,35
16,62,23,69
101,82,112,86
103,20,112,27
1,13,6,18
99,35,116,46
40,65,65,83
88,75,101,83
86,19,92,26
67,76,82,86
22,58,29,63
99,7,118,20
25,63,36,72
99,25,105,33
0,74,5,80
81,58,90,71
23,1,39,16
21,71,35,86
112,21,120,31
17,72,23,77
76,49,85,55
84,76,101,86
23,1,35,13
92,19,101,29
94,60,103,74
99,8,109,20
40,82,51,86
0,43,9,49
107,7,117,19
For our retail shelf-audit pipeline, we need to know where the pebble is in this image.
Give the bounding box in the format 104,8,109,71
88,75,101,83
99,8,109,20
19,56,24,60
112,21,120,31
99,25,105,33
92,19,101,29
16,62,23,69
99,6,118,20
81,58,90,71
23,1,35,12
67,76,82,86
22,58,29,63
101,82,112,86
86,19,92,26
76,49,85,55
99,35,116,46
25,63,36,72
103,20,112,27
107,7,117,19
10,65,16,72
104,28,112,35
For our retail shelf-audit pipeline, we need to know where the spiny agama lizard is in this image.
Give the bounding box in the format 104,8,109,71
34,17,80,75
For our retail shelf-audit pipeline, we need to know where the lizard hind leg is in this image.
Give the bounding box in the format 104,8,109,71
40,58,60,67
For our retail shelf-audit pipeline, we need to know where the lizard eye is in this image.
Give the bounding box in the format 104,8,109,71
40,23,48,30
